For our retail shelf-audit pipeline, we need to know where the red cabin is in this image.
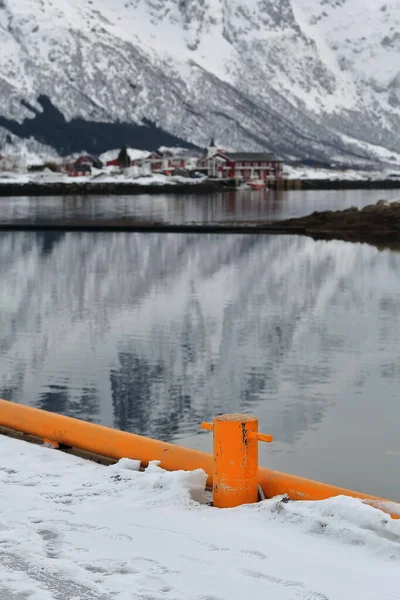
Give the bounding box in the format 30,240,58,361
68,164,92,177
199,151,283,182
74,155,103,169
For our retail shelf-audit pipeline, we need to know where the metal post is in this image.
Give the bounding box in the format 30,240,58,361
201,414,273,508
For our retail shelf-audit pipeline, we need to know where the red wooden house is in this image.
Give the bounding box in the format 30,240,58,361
103,149,191,172
146,154,188,172
106,151,159,168
106,157,119,167
68,163,92,177
165,157,187,169
74,155,103,169
133,152,163,170
198,151,282,182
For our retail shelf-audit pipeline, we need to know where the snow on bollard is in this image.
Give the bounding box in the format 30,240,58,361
201,414,273,509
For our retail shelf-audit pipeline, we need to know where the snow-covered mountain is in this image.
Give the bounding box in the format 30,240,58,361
1,0,400,164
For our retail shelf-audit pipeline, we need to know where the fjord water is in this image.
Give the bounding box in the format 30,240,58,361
1,189,399,500
2,187,400,224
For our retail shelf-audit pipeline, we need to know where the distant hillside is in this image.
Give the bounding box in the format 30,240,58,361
1,0,400,165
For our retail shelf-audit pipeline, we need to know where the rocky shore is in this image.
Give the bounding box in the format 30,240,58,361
277,199,400,247
2,178,400,196
0,179,233,197
0,199,399,249
293,179,400,190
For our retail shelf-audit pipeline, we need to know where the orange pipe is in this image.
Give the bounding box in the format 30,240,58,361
258,468,399,517
0,400,399,518
0,399,213,477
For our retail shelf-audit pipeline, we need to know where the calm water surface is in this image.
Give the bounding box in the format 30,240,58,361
1,187,400,223
0,190,399,501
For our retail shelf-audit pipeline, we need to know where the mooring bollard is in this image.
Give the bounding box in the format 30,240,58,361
201,414,273,508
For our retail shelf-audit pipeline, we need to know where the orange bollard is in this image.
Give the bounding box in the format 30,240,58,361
0,399,398,518
201,414,273,508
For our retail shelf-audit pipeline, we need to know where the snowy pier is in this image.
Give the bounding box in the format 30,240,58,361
1,433,400,600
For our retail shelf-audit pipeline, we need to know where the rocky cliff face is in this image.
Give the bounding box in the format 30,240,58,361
1,0,400,163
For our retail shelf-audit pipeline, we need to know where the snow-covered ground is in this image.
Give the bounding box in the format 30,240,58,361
0,135,61,170
2,167,400,186
0,170,207,186
1,434,399,600
0,143,206,186
99,148,151,164
2,140,400,184
284,165,400,181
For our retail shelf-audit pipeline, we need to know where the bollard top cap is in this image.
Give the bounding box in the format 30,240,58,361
214,414,257,423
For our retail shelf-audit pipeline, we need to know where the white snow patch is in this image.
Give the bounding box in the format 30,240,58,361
284,165,400,181
110,457,141,472
99,148,151,163
0,134,61,168
158,146,201,156
0,171,207,186
0,434,399,600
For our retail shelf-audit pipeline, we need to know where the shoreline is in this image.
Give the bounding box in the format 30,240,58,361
0,179,233,197
0,220,305,235
290,179,400,190
1,201,399,250
276,201,400,248
1,178,400,196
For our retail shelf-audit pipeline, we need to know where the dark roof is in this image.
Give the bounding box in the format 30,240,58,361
88,154,103,168
74,163,92,172
74,154,103,168
224,152,282,162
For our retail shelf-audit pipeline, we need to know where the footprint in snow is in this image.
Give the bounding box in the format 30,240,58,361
241,568,305,588
239,548,269,560
37,527,63,559
295,592,330,600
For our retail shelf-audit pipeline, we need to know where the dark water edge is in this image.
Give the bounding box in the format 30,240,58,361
0,221,303,235
0,221,397,253
297,179,400,190
0,180,231,197
1,179,400,197
2,198,400,252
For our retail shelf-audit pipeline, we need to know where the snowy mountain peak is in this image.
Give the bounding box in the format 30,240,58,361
1,0,400,163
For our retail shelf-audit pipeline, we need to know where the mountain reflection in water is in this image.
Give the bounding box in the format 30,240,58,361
0,230,400,500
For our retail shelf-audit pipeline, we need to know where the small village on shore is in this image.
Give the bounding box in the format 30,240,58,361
2,139,400,194
0,140,283,189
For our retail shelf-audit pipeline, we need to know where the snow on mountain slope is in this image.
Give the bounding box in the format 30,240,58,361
0,0,400,162
0,129,60,165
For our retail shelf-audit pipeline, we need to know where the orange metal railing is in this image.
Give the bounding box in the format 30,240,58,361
0,399,398,518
